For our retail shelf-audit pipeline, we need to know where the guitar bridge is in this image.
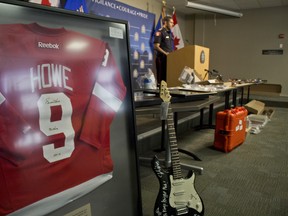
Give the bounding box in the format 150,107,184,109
176,206,189,215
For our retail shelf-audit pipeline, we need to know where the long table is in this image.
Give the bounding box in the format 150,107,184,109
176,82,256,109
218,82,256,109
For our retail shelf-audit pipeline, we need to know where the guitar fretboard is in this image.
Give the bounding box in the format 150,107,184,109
166,107,182,180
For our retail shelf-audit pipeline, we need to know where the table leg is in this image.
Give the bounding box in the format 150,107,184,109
225,91,230,109
209,103,214,126
232,89,237,107
200,108,204,126
240,87,244,106
247,86,251,103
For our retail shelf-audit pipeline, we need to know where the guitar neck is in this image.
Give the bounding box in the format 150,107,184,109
166,107,182,180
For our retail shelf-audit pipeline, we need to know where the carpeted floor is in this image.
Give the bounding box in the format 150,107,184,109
139,107,288,216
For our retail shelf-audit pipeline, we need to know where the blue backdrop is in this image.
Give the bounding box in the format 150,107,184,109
86,0,155,89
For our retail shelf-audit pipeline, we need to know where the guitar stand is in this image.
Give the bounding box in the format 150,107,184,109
141,118,203,175
154,120,202,162
164,129,203,175
178,149,202,161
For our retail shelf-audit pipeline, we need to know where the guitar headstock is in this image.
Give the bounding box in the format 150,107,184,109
160,80,171,102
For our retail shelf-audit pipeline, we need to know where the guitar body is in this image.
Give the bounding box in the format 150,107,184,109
152,156,204,216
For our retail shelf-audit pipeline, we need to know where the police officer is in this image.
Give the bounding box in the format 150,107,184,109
154,16,174,85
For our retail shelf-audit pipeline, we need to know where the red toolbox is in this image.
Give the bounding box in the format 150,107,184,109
214,107,248,152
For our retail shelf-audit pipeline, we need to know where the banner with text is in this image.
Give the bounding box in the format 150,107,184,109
86,0,156,89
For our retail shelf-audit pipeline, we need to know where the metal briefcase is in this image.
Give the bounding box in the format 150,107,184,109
214,107,248,152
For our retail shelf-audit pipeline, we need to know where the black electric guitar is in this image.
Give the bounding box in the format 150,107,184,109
152,81,204,216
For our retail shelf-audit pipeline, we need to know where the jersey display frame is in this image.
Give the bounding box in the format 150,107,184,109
0,1,141,216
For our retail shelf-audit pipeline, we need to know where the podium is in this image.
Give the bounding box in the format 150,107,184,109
166,45,210,87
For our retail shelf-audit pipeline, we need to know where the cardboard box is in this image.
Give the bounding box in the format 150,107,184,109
244,100,265,114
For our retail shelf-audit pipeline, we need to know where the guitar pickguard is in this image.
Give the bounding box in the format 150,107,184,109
169,172,203,213
152,156,204,216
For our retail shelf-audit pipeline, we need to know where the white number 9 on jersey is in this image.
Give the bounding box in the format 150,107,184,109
37,93,75,163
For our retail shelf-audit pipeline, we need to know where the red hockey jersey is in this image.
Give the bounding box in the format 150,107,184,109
0,23,126,215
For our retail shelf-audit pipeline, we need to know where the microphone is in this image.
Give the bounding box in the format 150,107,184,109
204,69,212,80
204,69,213,74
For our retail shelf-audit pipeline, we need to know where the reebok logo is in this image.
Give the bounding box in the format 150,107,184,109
38,42,60,49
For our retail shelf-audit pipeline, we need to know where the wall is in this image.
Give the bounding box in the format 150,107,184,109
194,6,288,96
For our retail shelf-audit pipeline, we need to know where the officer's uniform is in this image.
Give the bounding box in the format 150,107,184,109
154,27,174,84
